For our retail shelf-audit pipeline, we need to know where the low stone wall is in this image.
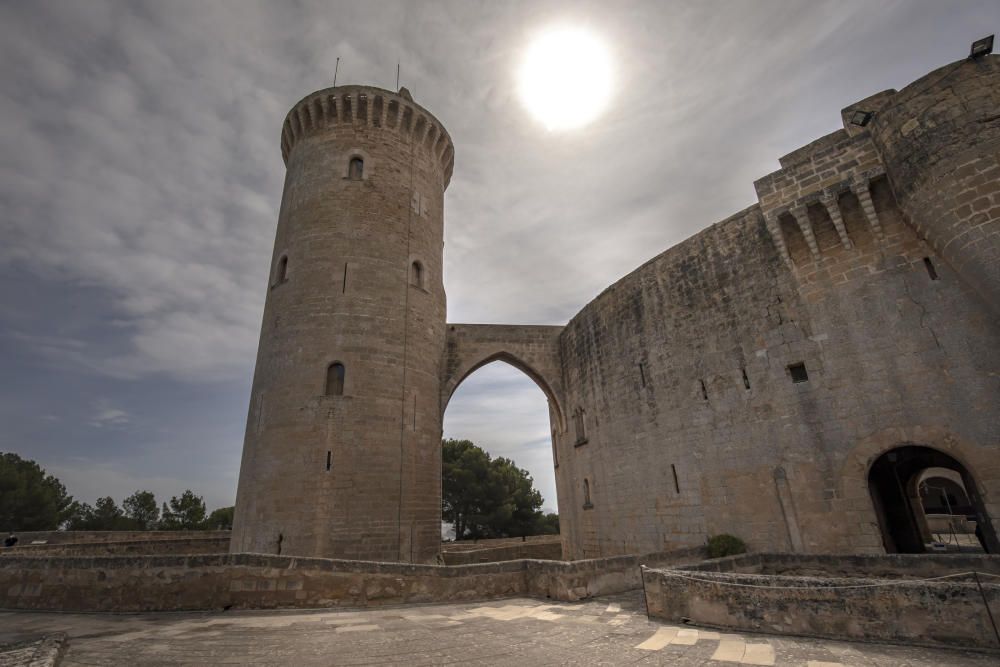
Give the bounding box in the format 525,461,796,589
683,552,1000,578
642,553,1000,650
0,554,529,612
525,546,708,599
0,546,706,613
441,540,563,564
440,535,561,553
10,530,230,545
2,537,230,557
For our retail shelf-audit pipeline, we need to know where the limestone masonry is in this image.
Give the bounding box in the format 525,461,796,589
232,54,1000,563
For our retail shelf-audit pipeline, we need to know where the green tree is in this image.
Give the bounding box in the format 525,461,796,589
0,452,75,531
205,506,234,530
442,439,548,540
92,496,127,529
442,439,492,539
122,490,159,529
65,496,133,530
160,490,207,530
536,512,560,535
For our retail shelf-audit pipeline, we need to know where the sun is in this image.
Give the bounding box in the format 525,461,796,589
518,26,613,132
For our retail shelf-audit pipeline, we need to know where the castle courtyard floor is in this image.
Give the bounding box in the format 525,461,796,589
1,591,995,666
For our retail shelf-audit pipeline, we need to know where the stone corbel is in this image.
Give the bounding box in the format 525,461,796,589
790,206,821,260
821,195,853,249
852,179,885,241
764,212,794,267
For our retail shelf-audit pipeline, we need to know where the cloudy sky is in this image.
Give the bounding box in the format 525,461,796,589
1,1,996,514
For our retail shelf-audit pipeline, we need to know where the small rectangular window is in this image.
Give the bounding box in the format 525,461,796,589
326,451,332,471
574,408,588,446
788,362,809,383
923,257,939,281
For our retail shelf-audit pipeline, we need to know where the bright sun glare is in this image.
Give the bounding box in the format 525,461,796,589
518,26,613,132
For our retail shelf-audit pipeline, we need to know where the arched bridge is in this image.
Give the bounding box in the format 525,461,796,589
441,324,566,432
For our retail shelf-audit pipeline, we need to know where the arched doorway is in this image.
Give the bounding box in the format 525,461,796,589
441,360,560,541
868,445,997,553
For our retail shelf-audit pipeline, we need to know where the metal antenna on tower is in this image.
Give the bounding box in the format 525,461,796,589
333,57,340,87
396,63,400,90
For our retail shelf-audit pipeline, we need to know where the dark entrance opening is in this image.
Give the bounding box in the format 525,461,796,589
868,445,997,554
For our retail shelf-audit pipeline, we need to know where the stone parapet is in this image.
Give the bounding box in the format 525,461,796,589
2,536,230,557
280,85,454,188
643,552,1000,650
0,547,706,613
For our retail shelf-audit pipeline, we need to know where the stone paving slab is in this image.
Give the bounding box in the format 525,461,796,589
0,634,66,667
0,591,995,666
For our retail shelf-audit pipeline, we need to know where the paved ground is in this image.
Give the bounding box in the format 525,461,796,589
1,591,995,666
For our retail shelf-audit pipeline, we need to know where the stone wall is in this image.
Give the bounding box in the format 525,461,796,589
682,551,1000,578
441,540,563,565
868,56,1000,314
642,554,1000,649
3,537,230,557
11,531,229,545
0,547,705,613
555,55,1000,560
439,535,561,552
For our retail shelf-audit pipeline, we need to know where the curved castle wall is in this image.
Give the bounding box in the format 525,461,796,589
869,56,1000,313
555,56,1000,560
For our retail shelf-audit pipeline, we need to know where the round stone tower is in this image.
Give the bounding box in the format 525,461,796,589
230,85,454,563
868,54,1000,313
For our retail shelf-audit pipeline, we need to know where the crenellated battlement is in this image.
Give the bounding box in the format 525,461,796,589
280,85,455,188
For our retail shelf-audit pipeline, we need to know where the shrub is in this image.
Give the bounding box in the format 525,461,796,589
706,534,746,559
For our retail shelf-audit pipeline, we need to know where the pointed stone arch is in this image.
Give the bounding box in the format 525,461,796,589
441,324,566,433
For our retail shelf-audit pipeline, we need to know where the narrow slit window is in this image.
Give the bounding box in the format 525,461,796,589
342,263,348,293
742,368,751,390
274,255,288,285
349,157,364,180
326,451,332,471
638,363,646,387
923,257,939,281
574,408,587,446
583,478,593,508
788,362,809,384
671,464,680,494
410,261,424,288
700,379,708,400
325,362,345,396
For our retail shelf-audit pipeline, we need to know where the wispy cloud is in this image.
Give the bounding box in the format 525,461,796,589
89,400,130,429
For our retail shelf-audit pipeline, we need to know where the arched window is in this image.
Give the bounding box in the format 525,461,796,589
583,478,593,508
349,157,364,180
274,255,288,286
574,408,587,446
325,362,345,396
410,260,424,288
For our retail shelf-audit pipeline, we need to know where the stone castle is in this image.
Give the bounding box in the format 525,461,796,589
231,54,1000,564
